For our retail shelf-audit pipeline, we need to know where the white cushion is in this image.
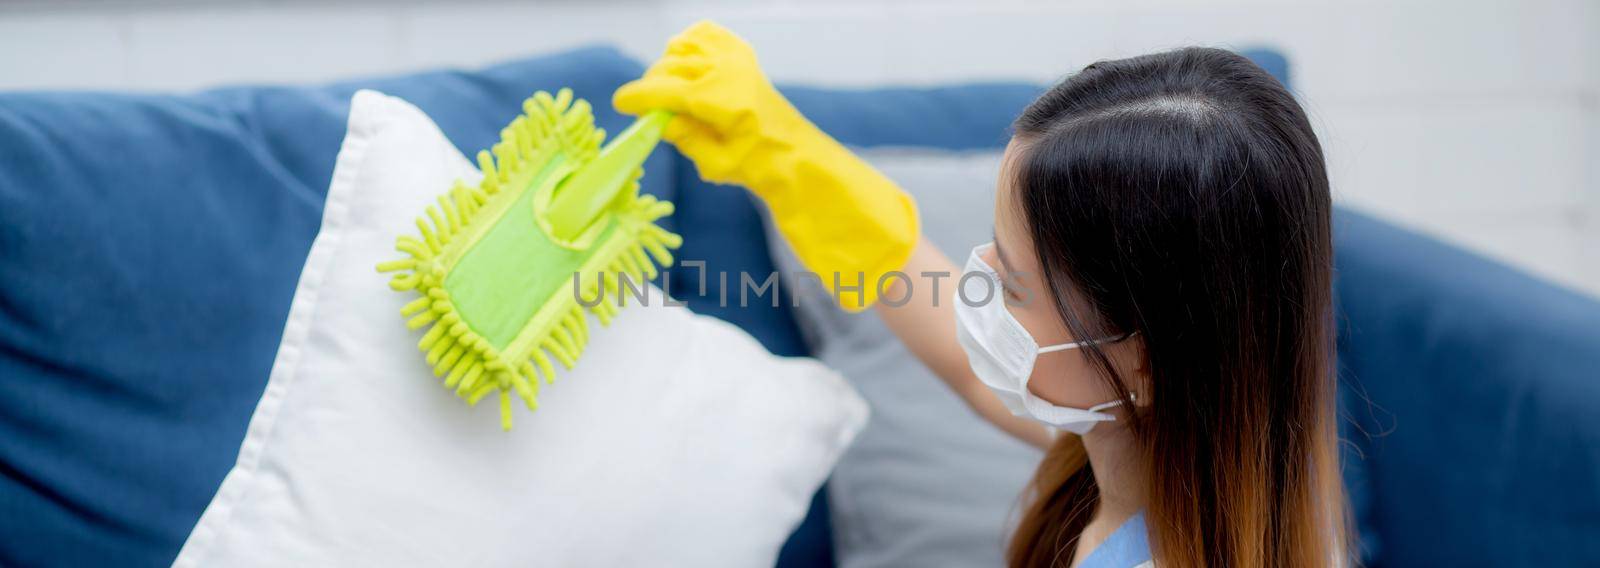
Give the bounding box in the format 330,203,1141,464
173,90,867,568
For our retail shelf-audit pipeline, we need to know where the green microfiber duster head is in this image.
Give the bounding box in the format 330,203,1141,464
377,89,681,430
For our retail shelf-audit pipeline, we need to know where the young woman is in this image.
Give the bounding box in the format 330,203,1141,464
616,21,1349,568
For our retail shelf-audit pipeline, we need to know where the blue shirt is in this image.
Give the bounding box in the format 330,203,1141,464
1076,511,1153,568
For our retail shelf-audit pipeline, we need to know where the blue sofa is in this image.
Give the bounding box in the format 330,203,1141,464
1,46,1596,567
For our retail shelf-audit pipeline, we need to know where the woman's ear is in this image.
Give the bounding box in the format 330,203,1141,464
1122,334,1153,407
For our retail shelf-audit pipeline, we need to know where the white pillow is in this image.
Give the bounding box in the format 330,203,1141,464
173,90,868,568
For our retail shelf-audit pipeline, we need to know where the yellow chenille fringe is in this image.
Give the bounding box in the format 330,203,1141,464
376,89,681,430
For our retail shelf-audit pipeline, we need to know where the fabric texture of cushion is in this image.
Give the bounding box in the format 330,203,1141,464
173,90,867,567
0,46,673,568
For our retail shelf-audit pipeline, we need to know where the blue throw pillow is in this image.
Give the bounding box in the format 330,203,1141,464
0,46,674,568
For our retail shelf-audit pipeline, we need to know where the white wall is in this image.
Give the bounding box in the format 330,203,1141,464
2,0,1597,296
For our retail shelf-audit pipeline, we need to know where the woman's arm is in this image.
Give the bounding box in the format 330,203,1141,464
876,236,1054,450
611,22,1045,447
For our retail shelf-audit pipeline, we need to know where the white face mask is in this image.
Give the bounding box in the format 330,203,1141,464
953,243,1135,435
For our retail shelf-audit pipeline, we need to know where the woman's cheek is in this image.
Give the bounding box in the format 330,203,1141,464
1027,354,1113,408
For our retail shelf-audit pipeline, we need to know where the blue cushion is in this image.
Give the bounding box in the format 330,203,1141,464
0,46,673,568
1334,210,1600,566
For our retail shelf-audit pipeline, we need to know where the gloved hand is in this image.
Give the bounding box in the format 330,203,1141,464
614,20,919,311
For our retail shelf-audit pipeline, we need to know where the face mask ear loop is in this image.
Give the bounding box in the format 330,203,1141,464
1086,392,1136,413
1036,341,1087,355
1037,330,1138,354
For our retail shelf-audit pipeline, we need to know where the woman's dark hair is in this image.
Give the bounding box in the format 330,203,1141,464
1004,47,1348,568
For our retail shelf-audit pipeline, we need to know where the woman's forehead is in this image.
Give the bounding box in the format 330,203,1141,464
993,139,1034,266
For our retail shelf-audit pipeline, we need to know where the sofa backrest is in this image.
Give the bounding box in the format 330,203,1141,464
4,42,1594,568
1334,210,1600,565
0,46,673,568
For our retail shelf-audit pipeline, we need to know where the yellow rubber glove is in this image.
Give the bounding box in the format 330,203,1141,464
614,20,919,311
